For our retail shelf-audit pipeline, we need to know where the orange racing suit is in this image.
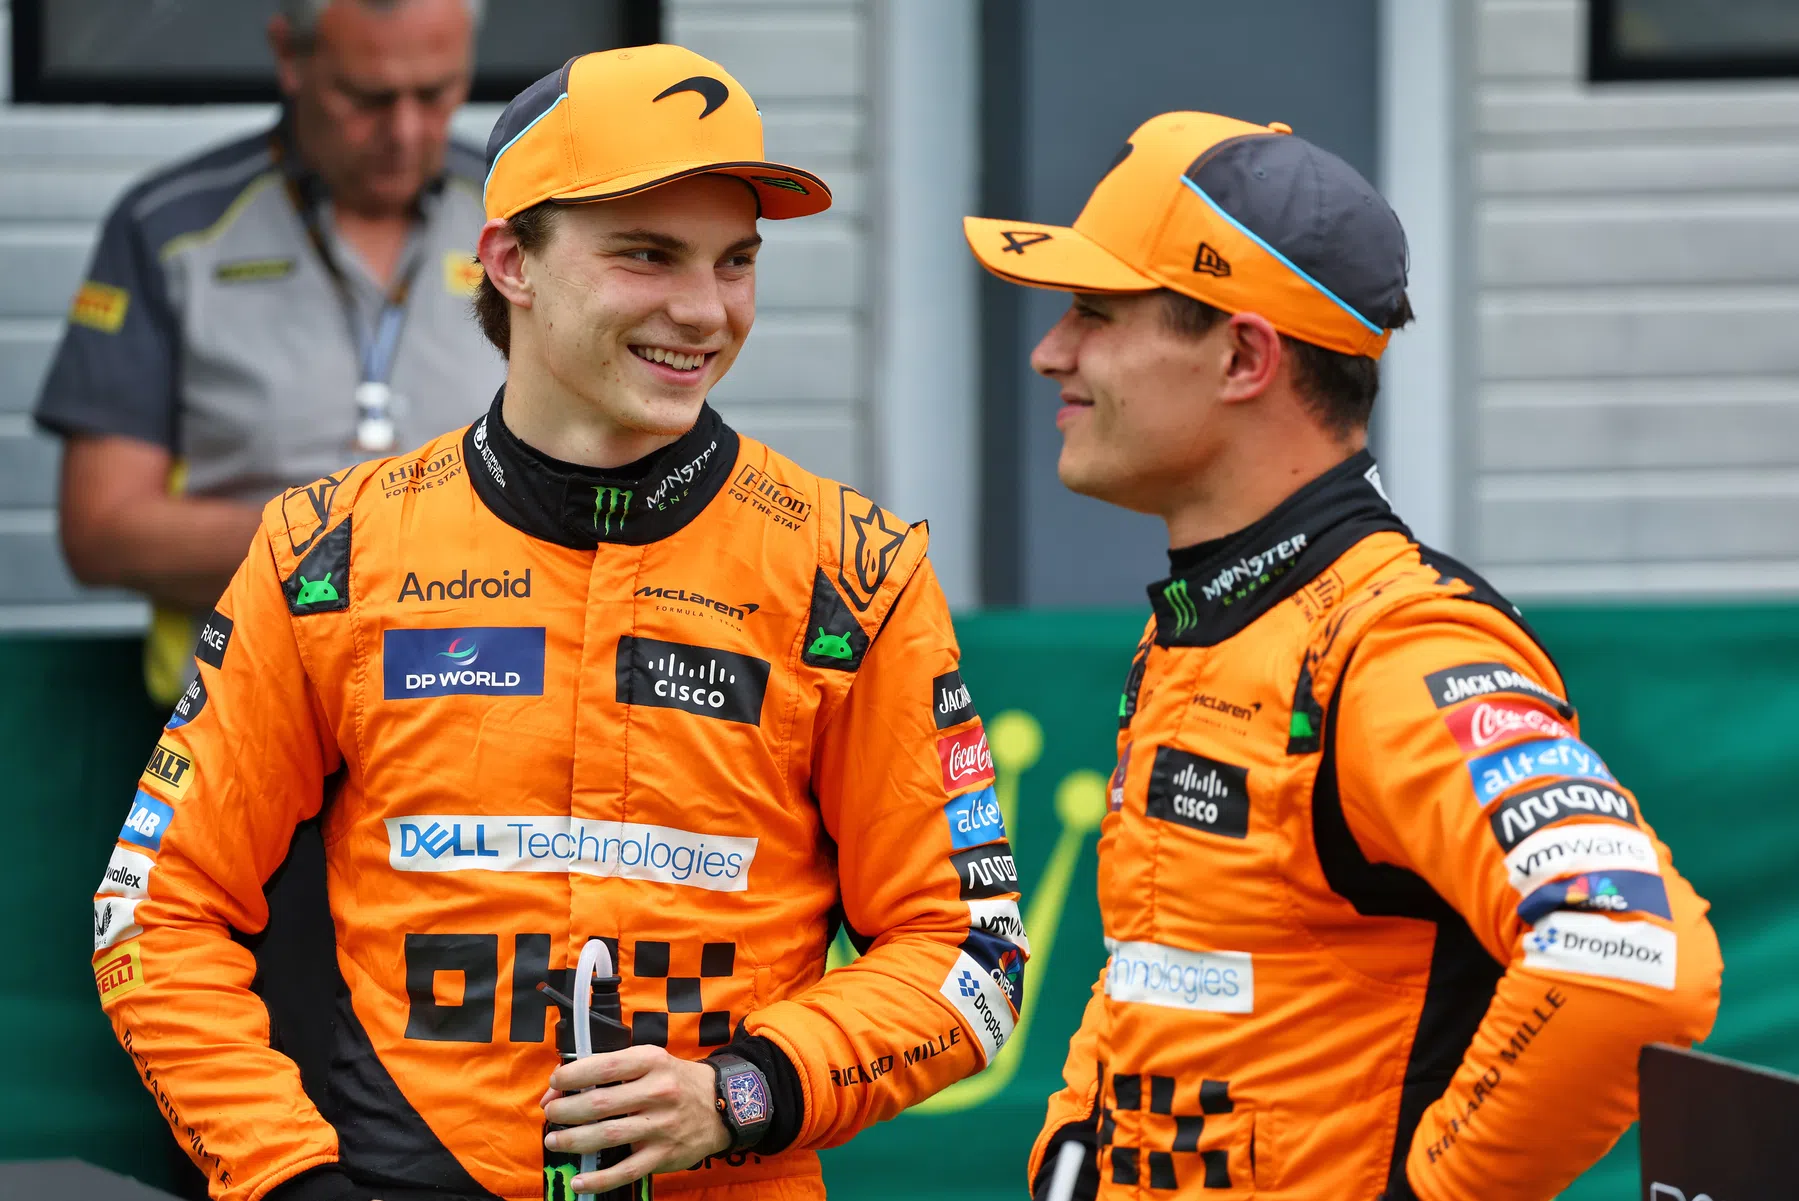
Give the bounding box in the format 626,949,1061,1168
1029,452,1721,1200
91,395,1025,1201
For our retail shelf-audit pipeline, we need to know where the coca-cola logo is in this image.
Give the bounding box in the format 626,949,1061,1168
1446,698,1574,754
938,726,996,794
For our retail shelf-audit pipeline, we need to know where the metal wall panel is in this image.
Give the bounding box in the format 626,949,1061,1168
1472,0,1799,597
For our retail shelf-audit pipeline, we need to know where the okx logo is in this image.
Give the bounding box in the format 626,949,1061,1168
594,485,632,535
1163,579,1198,635
383,627,546,698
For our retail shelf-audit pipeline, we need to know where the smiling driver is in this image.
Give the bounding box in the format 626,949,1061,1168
964,111,1721,1201
91,45,1024,1201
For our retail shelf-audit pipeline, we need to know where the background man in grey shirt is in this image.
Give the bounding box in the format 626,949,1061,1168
34,0,503,707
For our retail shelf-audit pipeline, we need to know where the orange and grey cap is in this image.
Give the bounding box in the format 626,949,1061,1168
483,44,830,222
964,112,1407,358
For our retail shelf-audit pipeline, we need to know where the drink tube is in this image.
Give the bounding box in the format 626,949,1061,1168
540,938,649,1200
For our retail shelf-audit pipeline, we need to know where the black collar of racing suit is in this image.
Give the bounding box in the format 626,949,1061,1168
464,387,740,549
1149,449,1410,647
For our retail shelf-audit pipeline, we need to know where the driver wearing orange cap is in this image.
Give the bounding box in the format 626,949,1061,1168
965,112,1720,1200
91,45,1024,1201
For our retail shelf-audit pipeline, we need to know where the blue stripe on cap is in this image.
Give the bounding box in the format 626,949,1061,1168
483,92,570,208
1178,174,1383,336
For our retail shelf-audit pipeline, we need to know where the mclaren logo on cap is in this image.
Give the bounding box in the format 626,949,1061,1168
653,75,730,118
1001,231,1052,255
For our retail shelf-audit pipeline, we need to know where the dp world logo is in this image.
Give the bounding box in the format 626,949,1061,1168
438,638,478,667
383,627,545,698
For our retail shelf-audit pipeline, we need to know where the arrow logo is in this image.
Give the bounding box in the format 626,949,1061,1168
653,75,730,119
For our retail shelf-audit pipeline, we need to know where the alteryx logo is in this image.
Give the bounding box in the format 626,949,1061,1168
1467,737,1613,807
382,627,545,698
945,785,1006,851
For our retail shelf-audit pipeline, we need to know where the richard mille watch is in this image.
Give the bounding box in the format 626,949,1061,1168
709,1053,773,1151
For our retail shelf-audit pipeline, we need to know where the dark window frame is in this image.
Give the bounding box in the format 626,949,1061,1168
8,0,660,105
1589,0,1799,82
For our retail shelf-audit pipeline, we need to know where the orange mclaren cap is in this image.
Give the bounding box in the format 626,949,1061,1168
483,44,831,222
964,112,1408,358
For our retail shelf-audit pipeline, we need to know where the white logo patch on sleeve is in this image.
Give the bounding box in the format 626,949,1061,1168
1504,824,1659,894
1523,911,1677,990
98,846,155,899
93,896,143,953
939,950,1016,1064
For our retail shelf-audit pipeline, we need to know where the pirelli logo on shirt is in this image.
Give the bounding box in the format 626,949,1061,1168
69,281,129,333
96,938,147,1004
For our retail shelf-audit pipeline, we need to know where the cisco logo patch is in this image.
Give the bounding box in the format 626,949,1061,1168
615,636,770,725
1144,745,1250,839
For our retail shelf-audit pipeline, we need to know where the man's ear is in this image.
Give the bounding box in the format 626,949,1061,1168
1217,312,1283,404
478,219,534,309
267,15,304,100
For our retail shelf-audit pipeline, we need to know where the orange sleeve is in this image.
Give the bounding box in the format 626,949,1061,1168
743,556,1025,1149
1025,969,1105,1198
1333,608,1722,1201
91,520,343,1200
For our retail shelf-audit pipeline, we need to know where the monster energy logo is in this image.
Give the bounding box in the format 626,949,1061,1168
544,1164,577,1201
546,1165,648,1201
594,486,633,534
1163,579,1198,634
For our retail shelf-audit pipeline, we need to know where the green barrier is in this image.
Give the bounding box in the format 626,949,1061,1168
6,607,1797,1198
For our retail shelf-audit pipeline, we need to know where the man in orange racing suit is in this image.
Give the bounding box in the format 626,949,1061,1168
963,112,1720,1199
91,45,1025,1201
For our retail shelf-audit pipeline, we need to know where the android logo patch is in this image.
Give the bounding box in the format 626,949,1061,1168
283,518,352,615
808,628,853,660
293,573,339,606
802,568,870,670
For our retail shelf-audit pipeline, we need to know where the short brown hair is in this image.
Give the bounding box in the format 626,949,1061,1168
1159,290,1414,438
472,202,559,358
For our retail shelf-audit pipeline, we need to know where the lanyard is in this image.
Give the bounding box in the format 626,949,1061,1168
294,191,429,451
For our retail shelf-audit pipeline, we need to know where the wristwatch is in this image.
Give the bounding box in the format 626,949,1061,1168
708,1052,773,1151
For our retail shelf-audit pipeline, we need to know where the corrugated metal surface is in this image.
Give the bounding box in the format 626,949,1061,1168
0,0,872,629
1473,0,1799,596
